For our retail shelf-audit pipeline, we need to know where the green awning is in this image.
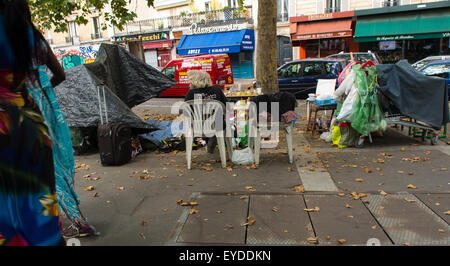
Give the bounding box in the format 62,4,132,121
354,9,450,42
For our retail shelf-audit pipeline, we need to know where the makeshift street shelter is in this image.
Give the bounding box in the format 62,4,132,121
54,43,177,152
85,43,176,108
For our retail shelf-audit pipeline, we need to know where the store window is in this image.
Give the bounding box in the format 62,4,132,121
277,0,289,22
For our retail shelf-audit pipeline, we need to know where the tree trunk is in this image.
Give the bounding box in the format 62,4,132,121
256,0,278,94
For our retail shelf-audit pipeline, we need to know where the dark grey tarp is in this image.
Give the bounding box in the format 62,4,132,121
376,60,450,128
85,43,176,108
54,65,155,132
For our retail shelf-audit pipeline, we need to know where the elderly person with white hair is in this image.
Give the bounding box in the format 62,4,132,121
184,70,228,154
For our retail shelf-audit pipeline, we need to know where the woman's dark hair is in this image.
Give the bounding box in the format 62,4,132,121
1,0,43,71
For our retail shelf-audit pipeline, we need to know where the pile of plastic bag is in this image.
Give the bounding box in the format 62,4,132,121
331,61,387,147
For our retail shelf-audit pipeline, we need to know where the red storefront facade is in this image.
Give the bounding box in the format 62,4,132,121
290,11,359,59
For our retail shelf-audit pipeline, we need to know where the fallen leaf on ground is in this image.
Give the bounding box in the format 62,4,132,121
444,210,450,215
92,192,99,197
117,186,125,191
287,167,292,172
225,225,234,229
85,186,94,191
441,168,448,171
293,185,305,193
365,168,372,174
397,171,405,174
139,233,146,239
355,178,364,182
326,235,331,240
400,147,405,152
407,184,417,189
376,168,381,171
245,186,256,192
304,207,320,212
189,209,199,215
438,229,445,232
141,221,148,226
232,174,238,177
338,193,345,197
405,199,416,203
347,215,354,219
202,166,214,171
216,210,222,214
189,202,198,206
226,167,233,172
176,199,183,205
379,206,385,210
272,207,279,212
338,239,347,244
379,190,388,196
371,225,377,229
307,237,318,244
345,204,353,209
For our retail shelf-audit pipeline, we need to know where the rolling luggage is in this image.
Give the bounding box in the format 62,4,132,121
97,85,132,166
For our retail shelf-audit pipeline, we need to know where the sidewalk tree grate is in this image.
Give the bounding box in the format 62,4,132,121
365,193,450,245
414,193,450,225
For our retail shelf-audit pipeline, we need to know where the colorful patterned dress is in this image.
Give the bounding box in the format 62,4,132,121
0,16,64,246
27,39,97,236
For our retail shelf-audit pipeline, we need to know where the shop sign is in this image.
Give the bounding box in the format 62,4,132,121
292,31,352,40
189,23,245,35
115,32,169,42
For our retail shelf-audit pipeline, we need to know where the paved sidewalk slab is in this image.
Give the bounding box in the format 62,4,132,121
304,195,393,246
246,195,314,245
365,193,450,245
176,194,249,245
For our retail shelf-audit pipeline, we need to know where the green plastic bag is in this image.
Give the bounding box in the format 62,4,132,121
351,65,387,136
239,125,249,148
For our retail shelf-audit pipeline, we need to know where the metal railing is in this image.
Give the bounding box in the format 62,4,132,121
324,7,341,13
114,7,252,36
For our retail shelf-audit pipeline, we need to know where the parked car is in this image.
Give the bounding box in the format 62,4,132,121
159,53,234,97
419,60,450,100
412,55,450,71
326,52,382,65
273,58,345,99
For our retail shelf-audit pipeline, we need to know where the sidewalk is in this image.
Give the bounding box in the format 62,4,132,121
70,102,450,246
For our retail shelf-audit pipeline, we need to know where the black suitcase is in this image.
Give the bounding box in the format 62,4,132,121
96,85,132,166
97,123,132,165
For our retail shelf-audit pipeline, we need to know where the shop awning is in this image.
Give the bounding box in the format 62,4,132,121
291,19,353,41
354,9,450,42
176,29,254,56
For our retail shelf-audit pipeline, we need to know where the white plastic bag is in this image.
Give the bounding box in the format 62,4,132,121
336,83,358,122
320,132,332,142
232,147,254,165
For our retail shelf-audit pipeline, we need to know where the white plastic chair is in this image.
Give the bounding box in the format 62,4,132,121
247,103,294,165
181,99,233,169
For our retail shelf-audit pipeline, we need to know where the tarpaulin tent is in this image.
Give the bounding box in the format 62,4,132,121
376,60,450,128
85,43,176,108
54,65,153,132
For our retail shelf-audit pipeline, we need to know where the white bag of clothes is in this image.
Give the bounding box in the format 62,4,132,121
232,147,254,165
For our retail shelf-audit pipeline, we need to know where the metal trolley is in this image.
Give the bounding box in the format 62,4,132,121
384,113,441,145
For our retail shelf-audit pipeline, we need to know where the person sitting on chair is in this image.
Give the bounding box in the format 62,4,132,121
184,70,227,154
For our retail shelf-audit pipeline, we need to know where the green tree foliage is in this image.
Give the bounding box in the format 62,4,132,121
29,0,154,32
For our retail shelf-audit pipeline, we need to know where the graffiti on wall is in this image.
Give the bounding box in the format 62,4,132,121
55,45,100,69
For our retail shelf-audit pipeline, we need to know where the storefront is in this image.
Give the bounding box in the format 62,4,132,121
354,2,450,64
176,25,255,79
114,31,173,68
289,11,359,59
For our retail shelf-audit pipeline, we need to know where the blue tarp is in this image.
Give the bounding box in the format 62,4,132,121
176,29,254,56
139,120,184,146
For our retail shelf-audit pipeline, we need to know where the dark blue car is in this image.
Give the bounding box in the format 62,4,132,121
420,60,450,100
275,59,345,99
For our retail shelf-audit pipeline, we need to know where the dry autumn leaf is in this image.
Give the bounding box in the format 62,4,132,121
365,168,372,174
338,239,347,244
272,207,279,212
379,190,388,196
189,209,199,215
304,207,320,212
444,210,450,215
141,221,148,226
345,204,353,209
355,178,364,182
117,186,125,191
407,184,417,189
92,192,99,197
293,185,305,193
85,186,94,191
307,237,318,244
245,186,256,192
